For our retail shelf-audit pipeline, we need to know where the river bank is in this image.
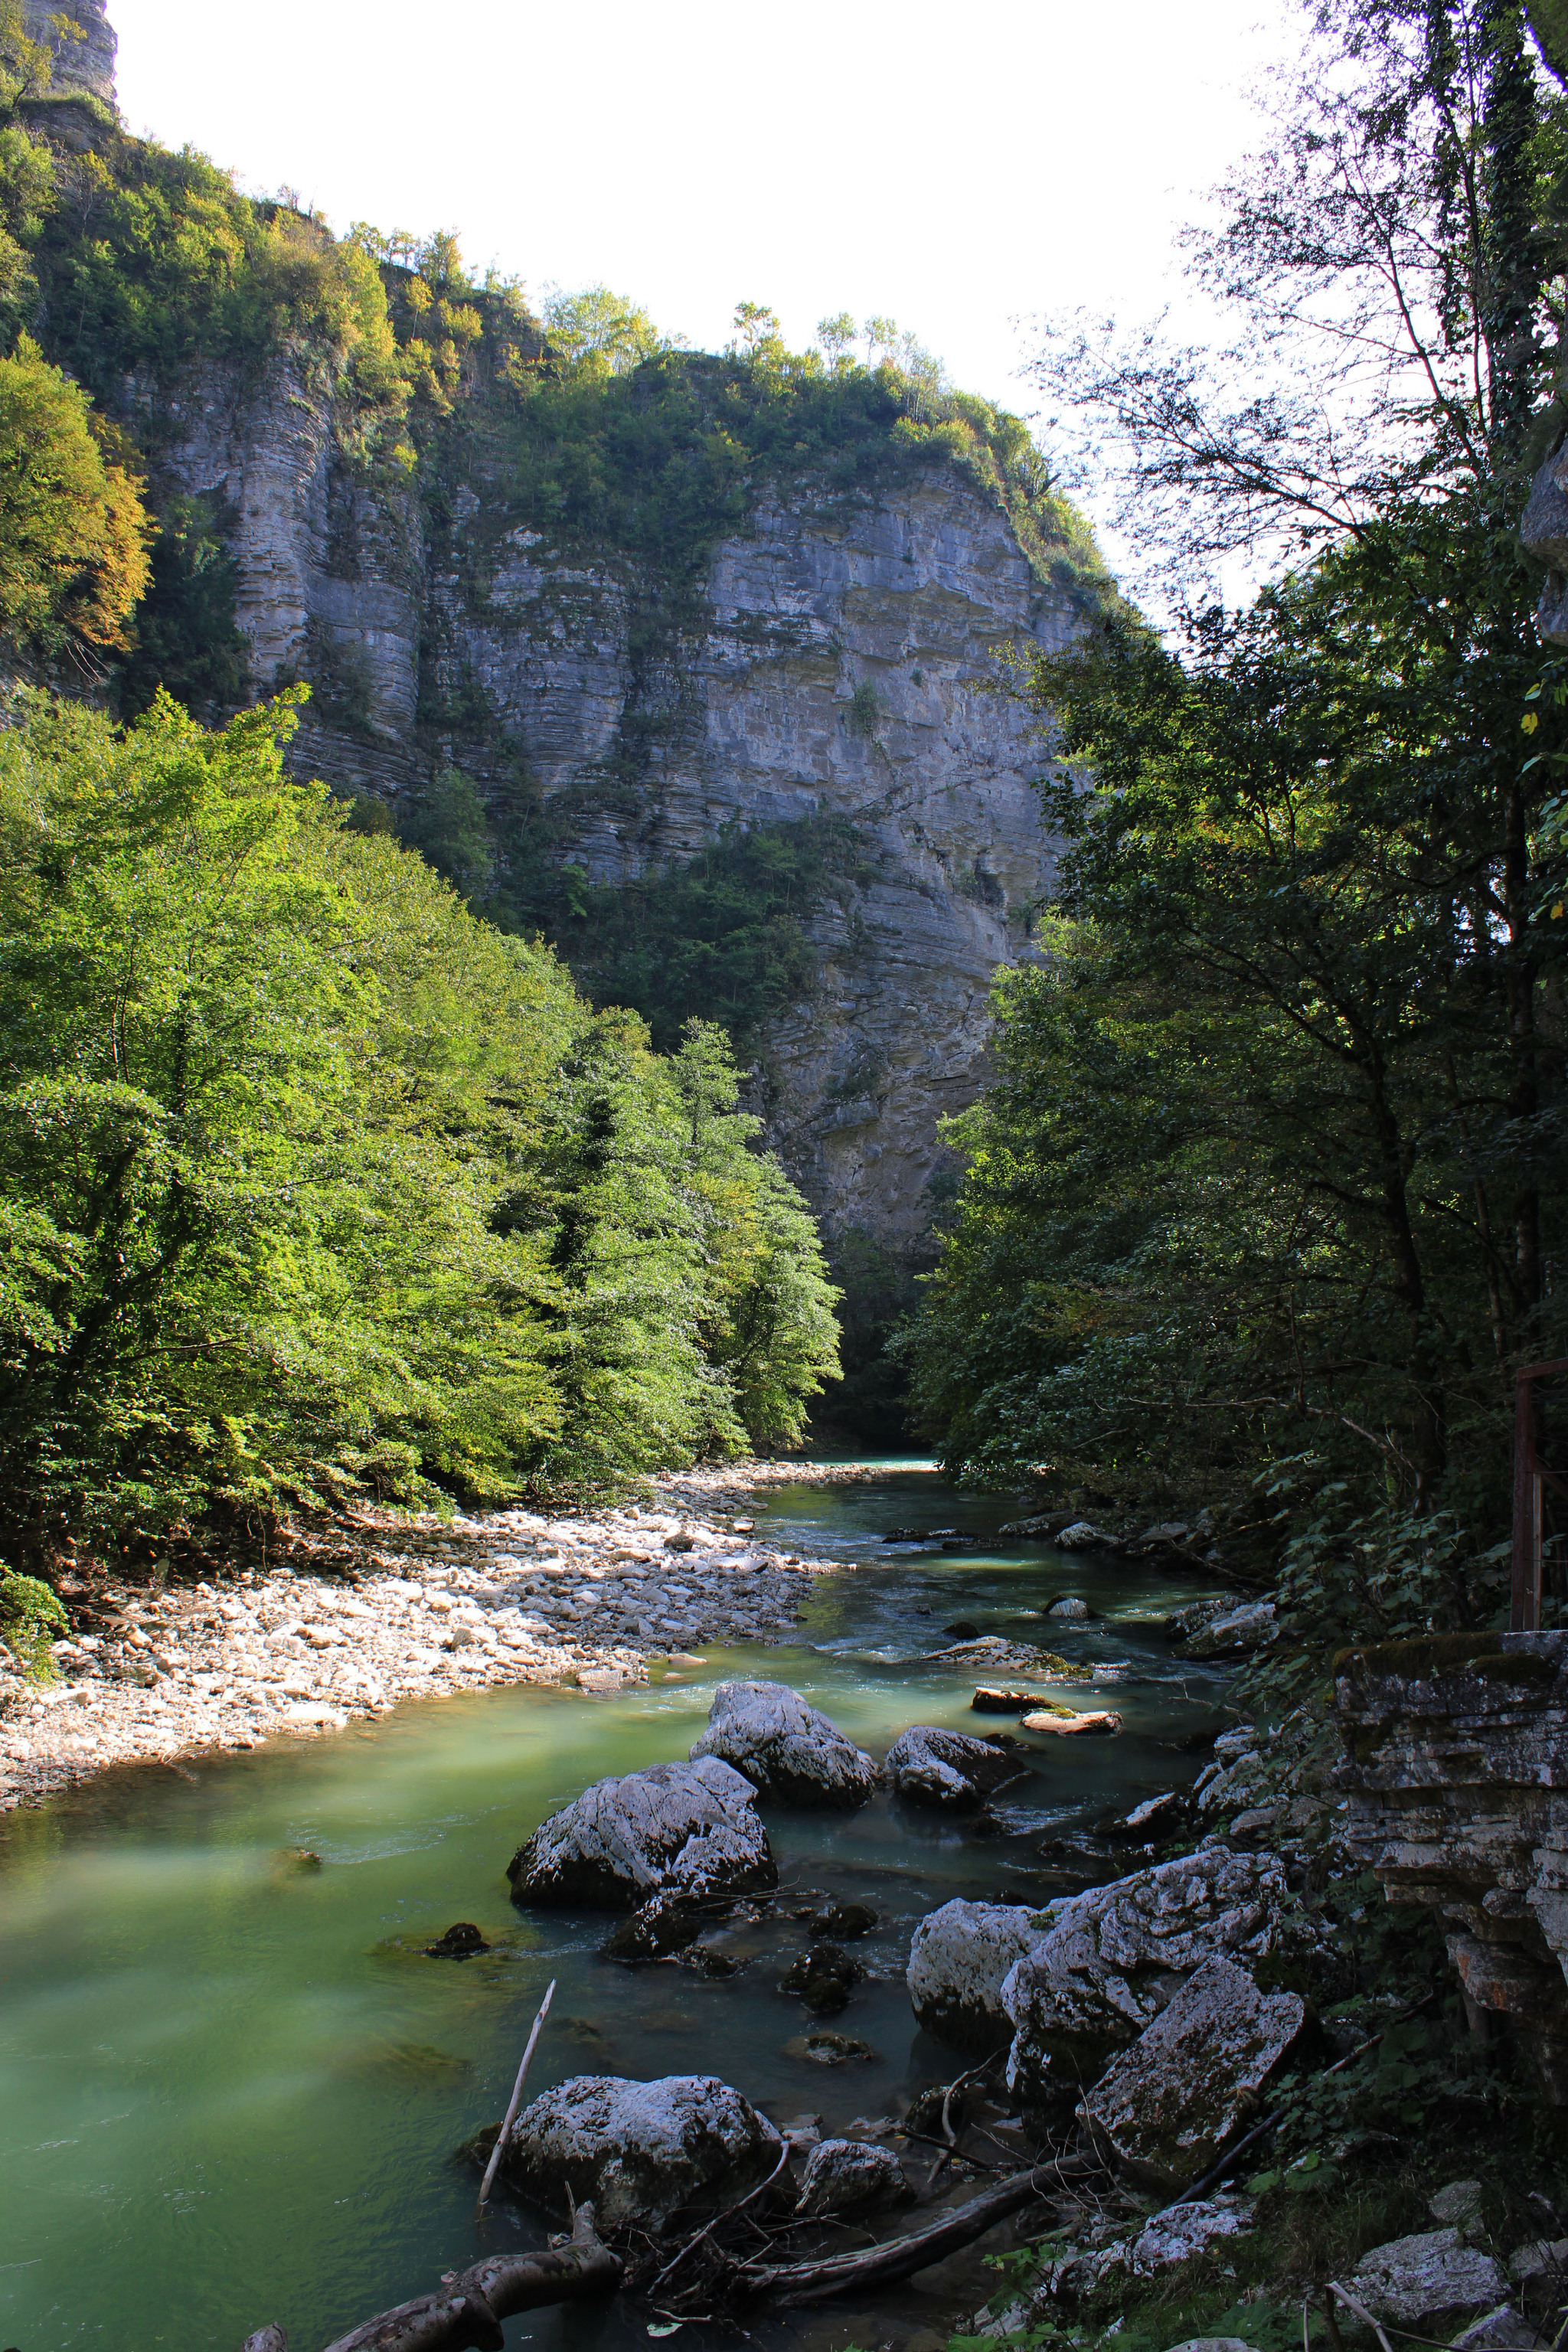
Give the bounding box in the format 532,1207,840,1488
0,1462,901,1813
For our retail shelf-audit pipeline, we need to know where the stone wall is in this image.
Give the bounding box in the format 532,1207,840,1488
1334,1632,1568,2094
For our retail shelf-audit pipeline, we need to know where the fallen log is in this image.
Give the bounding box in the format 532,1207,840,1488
728,2155,1092,2308
237,2204,621,2352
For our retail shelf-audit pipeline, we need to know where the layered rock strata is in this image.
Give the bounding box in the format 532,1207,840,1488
145,360,1071,1236
1334,1632,1568,2091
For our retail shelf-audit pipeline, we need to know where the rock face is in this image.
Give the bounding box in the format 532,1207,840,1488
506,1756,776,1909
142,351,1076,1240
1333,2230,1509,2334
689,1680,878,1808
1001,1847,1304,2100
501,2073,782,2231
1080,1955,1304,2187
884,1724,1021,1810
1334,1632,1568,2094
22,0,116,102
908,1898,1046,2053
1524,444,1568,642
794,2137,912,2217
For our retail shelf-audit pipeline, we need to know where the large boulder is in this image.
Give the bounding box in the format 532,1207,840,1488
885,1726,1021,1811
908,1899,1046,2054
1001,1846,1308,2099
1080,1955,1305,2187
506,1757,776,1909
795,2137,913,2217
500,2073,782,2233
690,1681,879,1809
1333,2231,1509,2335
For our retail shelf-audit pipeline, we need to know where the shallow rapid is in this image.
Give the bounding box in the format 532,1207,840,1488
0,1465,1235,2350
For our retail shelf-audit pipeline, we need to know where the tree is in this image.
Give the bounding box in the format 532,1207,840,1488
543,283,662,380
816,311,856,368
909,0,1568,1524
0,336,151,655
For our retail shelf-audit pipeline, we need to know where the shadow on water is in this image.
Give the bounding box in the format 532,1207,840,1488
0,1464,1236,2352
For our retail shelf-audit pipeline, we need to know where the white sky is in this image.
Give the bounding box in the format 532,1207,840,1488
111,0,1285,560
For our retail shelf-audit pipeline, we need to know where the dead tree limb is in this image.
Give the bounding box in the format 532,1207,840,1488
238,2204,621,2352
729,2156,1093,2308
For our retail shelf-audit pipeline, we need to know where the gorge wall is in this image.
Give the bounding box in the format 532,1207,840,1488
11,0,1094,1261
148,360,1078,1248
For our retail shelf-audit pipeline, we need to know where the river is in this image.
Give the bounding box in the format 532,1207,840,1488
0,1465,1235,2352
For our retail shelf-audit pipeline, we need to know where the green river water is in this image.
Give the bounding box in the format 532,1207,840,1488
0,1467,1235,2352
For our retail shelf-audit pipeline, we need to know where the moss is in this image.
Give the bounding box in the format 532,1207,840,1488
1336,1630,1560,1690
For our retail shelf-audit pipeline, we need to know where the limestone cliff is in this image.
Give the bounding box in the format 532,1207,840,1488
149,355,1080,1246
21,0,116,105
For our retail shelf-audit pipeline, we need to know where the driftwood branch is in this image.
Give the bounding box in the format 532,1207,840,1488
238,2204,621,2352
728,2155,1092,2308
477,1976,555,2208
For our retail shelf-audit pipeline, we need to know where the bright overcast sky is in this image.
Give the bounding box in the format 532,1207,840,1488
112,0,1286,492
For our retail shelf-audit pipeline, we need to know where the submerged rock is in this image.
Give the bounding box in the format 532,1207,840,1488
885,1725,1021,1811
972,1685,1054,1713
781,1941,866,2014
794,2136,913,2217
1080,1955,1305,2187
501,2072,782,2233
1001,1845,1310,2099
423,1922,488,1958
506,1756,776,1909
602,1893,706,1960
908,1898,1046,2053
810,1900,877,1939
1168,1598,1278,1659
924,1635,1079,1677
689,1680,879,1809
1021,1707,1122,1736
794,2028,877,2063
1334,2230,1509,2334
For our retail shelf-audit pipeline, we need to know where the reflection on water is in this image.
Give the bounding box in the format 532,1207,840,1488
0,1468,1234,2350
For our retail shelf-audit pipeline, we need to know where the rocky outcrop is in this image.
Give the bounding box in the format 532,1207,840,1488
23,0,116,103
794,2137,913,2217
689,1680,879,1808
1334,1632,1568,2093
506,1756,776,1909
1333,2230,1509,2336
1080,1955,1304,2188
907,1898,1046,2053
1000,1847,1308,2100
500,2073,782,2231
884,1724,1021,1810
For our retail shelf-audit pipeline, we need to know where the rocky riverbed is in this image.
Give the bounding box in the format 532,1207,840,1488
0,1466,848,1811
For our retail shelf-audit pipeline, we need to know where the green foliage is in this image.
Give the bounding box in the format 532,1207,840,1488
0,689,839,1556
27,140,412,456
546,814,870,1052
906,508,1568,1519
0,333,149,650
397,765,496,903
824,1227,923,1446
0,1565,67,1680
542,284,662,379
116,494,247,720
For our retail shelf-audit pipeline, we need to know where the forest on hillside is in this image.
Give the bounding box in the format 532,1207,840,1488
2,0,1568,1676
902,0,1568,1655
